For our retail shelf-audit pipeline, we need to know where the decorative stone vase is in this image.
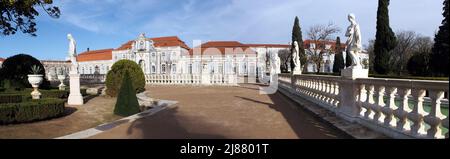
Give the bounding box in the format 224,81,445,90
27,74,43,99
57,75,66,90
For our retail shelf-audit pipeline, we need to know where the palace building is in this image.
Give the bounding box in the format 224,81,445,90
1,33,369,84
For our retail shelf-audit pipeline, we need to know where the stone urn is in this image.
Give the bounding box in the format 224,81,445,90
27,74,43,99
57,74,66,90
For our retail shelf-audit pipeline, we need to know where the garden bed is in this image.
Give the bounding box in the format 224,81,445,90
0,98,65,124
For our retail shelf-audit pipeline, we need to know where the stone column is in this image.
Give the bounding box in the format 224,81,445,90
337,79,362,122
68,69,84,105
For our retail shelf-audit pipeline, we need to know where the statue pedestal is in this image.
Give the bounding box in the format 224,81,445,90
68,72,84,105
341,67,368,80
292,67,302,75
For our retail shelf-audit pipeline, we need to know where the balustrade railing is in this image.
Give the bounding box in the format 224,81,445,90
145,74,236,85
278,73,449,139
80,74,105,84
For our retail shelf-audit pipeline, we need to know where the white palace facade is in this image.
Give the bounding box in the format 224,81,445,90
74,34,290,84
1,33,369,85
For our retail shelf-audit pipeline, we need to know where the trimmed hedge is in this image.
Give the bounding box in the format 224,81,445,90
105,60,145,97
0,98,66,124
0,94,23,104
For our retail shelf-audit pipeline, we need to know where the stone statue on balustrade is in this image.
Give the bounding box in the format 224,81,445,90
292,41,302,75
269,52,281,76
341,13,368,79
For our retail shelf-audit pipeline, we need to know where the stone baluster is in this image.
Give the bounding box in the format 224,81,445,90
358,84,366,116
382,86,398,127
363,85,375,119
443,117,448,138
424,90,445,139
333,82,340,107
407,88,427,136
393,87,412,131
372,85,385,123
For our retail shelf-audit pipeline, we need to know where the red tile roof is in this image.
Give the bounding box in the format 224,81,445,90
0,58,5,62
189,41,256,56
77,48,113,62
245,44,290,48
303,40,346,50
116,36,190,51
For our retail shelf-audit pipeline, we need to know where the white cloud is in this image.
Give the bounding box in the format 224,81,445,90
50,0,443,47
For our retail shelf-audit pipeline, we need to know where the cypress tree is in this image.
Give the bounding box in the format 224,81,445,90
374,0,397,74
291,16,306,72
114,71,140,117
333,37,345,73
430,0,449,76
345,48,352,68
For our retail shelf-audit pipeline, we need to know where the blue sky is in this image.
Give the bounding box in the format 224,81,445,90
0,0,444,60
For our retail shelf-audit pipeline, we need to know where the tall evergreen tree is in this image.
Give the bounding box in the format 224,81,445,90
333,37,345,73
374,0,397,74
291,16,306,72
345,44,352,68
430,0,449,76
114,71,140,117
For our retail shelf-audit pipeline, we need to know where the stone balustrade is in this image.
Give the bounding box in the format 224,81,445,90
145,74,237,85
80,74,106,84
278,73,449,139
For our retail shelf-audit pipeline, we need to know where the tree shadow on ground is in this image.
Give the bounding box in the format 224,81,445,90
235,89,352,139
62,107,78,117
125,106,227,139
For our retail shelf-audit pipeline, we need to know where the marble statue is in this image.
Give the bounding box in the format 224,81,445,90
342,13,368,79
67,33,84,105
345,13,362,69
292,41,302,74
270,52,280,75
275,54,281,74
67,34,78,73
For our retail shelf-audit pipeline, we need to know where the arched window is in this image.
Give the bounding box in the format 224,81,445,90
218,65,223,74
172,64,176,74
94,65,100,74
161,64,166,74
188,64,193,74
151,64,156,74
139,60,145,73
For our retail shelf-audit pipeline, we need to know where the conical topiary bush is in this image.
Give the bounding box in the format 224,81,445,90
114,71,140,116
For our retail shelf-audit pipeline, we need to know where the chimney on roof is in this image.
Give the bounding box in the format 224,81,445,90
87,47,90,52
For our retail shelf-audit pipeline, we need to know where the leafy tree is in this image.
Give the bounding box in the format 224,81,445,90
430,0,449,76
374,0,397,74
0,0,60,36
333,37,345,73
407,52,430,76
306,22,340,73
345,48,352,68
291,16,306,72
0,54,50,89
114,71,140,117
105,59,145,97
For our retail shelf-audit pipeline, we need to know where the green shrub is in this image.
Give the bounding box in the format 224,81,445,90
0,89,70,104
0,94,23,104
0,54,51,89
114,71,140,117
41,89,70,98
0,98,66,124
106,59,145,97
